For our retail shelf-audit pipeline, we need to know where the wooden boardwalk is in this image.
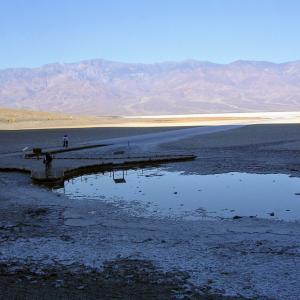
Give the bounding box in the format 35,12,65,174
30,154,196,185
24,143,109,158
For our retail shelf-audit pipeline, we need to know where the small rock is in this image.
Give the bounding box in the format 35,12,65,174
174,192,178,195
269,212,275,217
220,271,230,275
233,215,242,219
60,235,72,241
76,285,85,290
142,238,153,243
55,279,64,287
26,207,48,217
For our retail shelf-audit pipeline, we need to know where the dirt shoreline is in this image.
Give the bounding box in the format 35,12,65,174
1,124,300,299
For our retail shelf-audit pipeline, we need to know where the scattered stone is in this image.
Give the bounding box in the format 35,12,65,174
60,235,73,241
232,215,242,219
243,285,252,290
26,207,48,217
142,238,153,243
174,192,178,195
220,271,230,275
55,279,64,287
269,212,275,217
76,285,85,290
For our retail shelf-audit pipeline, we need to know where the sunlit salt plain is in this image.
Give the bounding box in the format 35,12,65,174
55,168,300,221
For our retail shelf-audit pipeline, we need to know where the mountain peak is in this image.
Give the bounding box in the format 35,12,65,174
0,59,300,116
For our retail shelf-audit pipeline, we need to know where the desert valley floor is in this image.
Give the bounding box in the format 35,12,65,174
0,116,300,299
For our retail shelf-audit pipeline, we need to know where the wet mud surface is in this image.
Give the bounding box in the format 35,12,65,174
0,259,249,300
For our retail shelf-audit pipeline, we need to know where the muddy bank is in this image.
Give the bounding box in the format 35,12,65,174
0,259,198,300
0,172,299,299
0,259,248,300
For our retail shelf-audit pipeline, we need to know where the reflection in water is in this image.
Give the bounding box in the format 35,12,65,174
55,169,300,221
112,170,126,184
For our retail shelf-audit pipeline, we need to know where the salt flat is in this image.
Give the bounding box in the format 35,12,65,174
1,108,300,130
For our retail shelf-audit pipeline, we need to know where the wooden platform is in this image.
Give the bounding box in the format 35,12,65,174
30,154,196,185
24,143,109,158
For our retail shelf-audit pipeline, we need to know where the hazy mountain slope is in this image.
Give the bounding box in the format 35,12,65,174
0,59,300,115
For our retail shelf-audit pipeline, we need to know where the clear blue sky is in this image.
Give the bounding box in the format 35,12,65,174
1,0,300,68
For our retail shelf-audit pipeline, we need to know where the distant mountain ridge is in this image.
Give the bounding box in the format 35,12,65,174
0,59,300,115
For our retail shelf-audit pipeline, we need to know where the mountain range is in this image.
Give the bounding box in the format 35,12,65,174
0,59,300,115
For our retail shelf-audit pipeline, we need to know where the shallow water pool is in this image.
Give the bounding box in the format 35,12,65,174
55,168,300,221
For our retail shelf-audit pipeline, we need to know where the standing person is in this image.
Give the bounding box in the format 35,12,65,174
65,134,69,148
63,134,69,148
